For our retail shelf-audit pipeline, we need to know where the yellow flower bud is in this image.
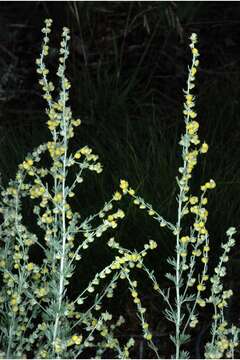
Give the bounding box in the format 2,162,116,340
200,142,208,153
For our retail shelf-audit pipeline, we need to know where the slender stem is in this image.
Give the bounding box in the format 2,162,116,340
211,304,218,347
174,47,198,358
6,320,14,358
52,135,67,353
52,39,68,355
175,188,183,359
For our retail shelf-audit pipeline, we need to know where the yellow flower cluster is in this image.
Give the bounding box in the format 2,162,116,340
36,20,54,104
185,149,198,174
200,142,209,153
38,350,48,359
189,315,199,328
179,32,211,201
186,120,199,135
180,236,190,245
21,158,34,170
107,209,125,228
197,283,206,292
46,105,61,130
53,192,63,203
201,179,216,191
217,337,229,352
71,118,81,127
5,186,17,196
119,179,135,195
47,119,60,131
47,142,65,159
10,293,21,313
128,280,153,342
0,258,6,268
120,179,129,193
189,196,198,205
35,287,48,298
85,237,158,299
41,210,53,224
67,334,82,346
26,262,35,271
12,246,23,270
74,145,93,159
113,191,122,201
30,184,45,199
111,253,142,270
74,146,103,173
53,338,62,354
18,158,36,177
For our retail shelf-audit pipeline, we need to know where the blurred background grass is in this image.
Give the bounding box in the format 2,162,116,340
1,2,240,357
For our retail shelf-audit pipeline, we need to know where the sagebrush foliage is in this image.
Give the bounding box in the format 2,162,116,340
0,19,239,359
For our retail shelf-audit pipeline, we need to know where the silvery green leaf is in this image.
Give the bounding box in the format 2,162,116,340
226,227,237,237
183,294,196,303
180,333,190,345
170,334,176,345
167,257,177,268
164,308,176,323
179,350,190,359
165,273,176,284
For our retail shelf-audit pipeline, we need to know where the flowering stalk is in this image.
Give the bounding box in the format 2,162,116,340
174,33,201,358
0,19,158,358
51,26,70,354
120,33,239,359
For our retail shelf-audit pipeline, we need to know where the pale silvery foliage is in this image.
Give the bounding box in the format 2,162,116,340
0,19,239,360
119,34,240,359
0,19,157,359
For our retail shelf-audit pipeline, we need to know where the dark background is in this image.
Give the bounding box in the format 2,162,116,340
1,2,240,358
